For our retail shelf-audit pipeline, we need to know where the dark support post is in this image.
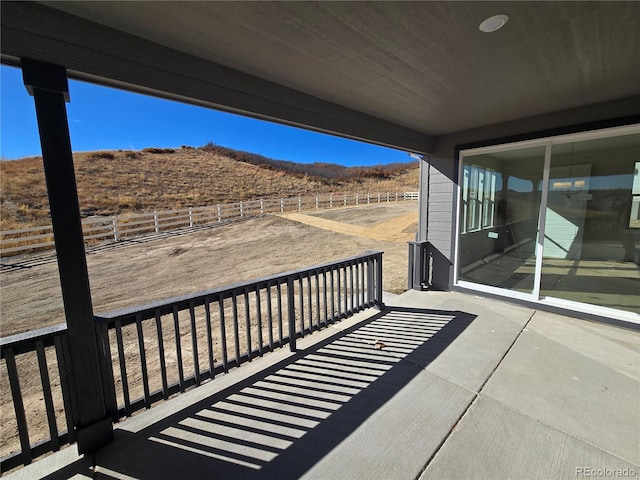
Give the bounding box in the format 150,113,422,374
21,58,113,453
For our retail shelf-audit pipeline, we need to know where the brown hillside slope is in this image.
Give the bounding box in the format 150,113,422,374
0,146,418,230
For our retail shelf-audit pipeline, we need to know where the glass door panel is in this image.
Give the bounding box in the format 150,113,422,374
458,146,546,295
540,134,640,314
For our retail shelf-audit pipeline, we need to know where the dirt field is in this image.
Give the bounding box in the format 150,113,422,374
0,202,417,463
1,202,417,337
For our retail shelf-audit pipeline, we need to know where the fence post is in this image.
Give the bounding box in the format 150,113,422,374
240,202,244,218
378,193,381,203
315,195,319,209
387,192,390,202
396,192,399,202
154,212,159,233
298,196,302,211
260,199,264,215
112,217,119,242
330,194,333,208
188,207,193,227
217,204,221,222
287,277,297,352
280,198,284,213
367,193,370,204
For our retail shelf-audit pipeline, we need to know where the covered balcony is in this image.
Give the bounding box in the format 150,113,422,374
1,2,639,478
4,286,638,479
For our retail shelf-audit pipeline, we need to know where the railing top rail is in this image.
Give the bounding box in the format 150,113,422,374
0,322,67,357
0,249,384,347
95,250,383,323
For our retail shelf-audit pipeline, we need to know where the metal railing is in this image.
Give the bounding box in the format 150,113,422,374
1,192,417,257
0,325,75,470
408,241,430,290
0,251,383,472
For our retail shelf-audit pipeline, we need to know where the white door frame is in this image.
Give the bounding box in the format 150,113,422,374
453,124,640,324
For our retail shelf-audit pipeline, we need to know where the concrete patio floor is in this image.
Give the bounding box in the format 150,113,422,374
6,291,639,480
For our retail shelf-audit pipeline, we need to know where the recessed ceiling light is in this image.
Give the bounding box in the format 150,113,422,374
479,14,509,33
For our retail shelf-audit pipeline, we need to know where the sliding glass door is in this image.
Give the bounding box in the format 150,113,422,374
456,126,640,319
540,135,640,313
458,145,545,295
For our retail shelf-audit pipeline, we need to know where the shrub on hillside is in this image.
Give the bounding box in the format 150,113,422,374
89,151,115,160
142,147,176,154
198,141,418,182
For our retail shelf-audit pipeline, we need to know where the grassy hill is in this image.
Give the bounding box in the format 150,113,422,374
0,144,419,230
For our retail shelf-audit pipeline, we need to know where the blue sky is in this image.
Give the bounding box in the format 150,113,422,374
1,65,409,166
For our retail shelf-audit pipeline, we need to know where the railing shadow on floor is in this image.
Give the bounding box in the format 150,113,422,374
40,306,476,480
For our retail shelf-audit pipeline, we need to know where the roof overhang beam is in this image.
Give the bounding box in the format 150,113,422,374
1,2,433,154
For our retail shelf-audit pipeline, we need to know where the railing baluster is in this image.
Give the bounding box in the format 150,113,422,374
266,282,274,350
35,340,59,451
330,268,336,323
322,268,328,327
336,264,342,319
204,297,215,379
54,336,75,443
135,315,151,409
315,272,321,329
172,306,185,393
359,259,364,305
218,297,228,373
287,277,297,352
307,274,313,332
4,347,32,465
350,262,355,315
360,259,366,308
299,275,305,336
343,263,349,316
232,291,241,366
277,282,284,346
154,311,169,400
354,261,360,311
367,256,372,305
115,319,131,415
244,288,252,361
98,323,118,420
353,261,362,312
255,287,263,356
376,253,383,305
189,301,201,385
